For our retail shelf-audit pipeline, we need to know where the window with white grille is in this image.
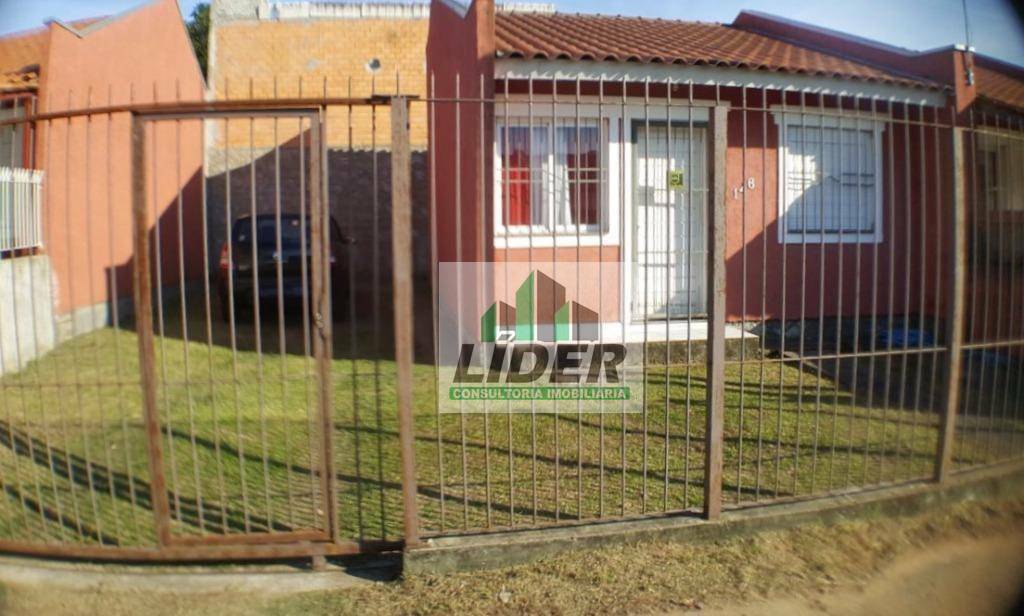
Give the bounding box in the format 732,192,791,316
977,131,1024,213
776,112,884,244
0,167,44,252
496,117,608,235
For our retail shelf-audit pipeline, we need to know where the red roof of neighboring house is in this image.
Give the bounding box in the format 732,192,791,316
974,62,1024,112
494,13,939,89
0,17,106,91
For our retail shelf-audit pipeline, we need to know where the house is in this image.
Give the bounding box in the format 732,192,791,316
427,0,1024,345
0,0,205,373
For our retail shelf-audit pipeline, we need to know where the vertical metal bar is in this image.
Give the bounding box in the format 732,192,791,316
552,79,562,521
662,79,673,512
927,107,945,473
640,77,650,516
844,94,865,489
271,80,296,527
35,116,67,540
736,86,748,503
892,99,914,481
810,93,826,493
429,73,445,532
223,110,253,534
345,78,365,540
132,116,173,546
390,96,420,547
528,74,539,525
703,105,727,520
151,89,181,528
248,109,274,530
978,116,1003,460
500,79,514,527
481,75,493,528
60,94,89,539
453,73,469,530
1001,120,1023,458
828,93,846,490
576,75,585,520
297,110,320,531
993,122,1015,460
960,109,981,469
862,96,882,486
198,113,229,532
82,90,114,541
878,97,899,483
370,76,388,540
596,75,606,518
173,111,205,534
310,108,338,542
908,102,929,478
104,93,143,536
755,86,769,501
620,78,628,516
935,127,966,482
684,81,694,507
793,90,810,496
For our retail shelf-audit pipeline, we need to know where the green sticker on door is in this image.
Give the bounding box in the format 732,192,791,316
667,169,684,189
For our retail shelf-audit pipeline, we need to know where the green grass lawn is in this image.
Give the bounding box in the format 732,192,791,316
0,309,1021,548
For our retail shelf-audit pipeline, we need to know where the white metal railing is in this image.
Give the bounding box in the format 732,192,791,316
0,167,44,252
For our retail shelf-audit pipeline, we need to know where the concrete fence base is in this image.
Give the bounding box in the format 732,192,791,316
0,255,55,375
404,460,1024,574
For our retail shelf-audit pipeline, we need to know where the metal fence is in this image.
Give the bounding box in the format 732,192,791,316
0,75,1020,563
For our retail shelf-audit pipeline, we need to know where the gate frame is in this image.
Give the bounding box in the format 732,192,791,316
127,96,417,559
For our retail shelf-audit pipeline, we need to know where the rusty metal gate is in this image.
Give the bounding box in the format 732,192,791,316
0,94,418,561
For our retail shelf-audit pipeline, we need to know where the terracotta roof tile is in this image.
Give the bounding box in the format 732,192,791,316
0,17,106,77
495,13,937,89
975,64,1024,112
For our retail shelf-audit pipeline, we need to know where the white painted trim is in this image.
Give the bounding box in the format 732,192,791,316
773,109,886,245
495,59,949,107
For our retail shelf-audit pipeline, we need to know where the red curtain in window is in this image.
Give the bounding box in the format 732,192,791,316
502,127,532,226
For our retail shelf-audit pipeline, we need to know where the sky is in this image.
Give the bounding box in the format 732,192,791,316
0,0,1022,66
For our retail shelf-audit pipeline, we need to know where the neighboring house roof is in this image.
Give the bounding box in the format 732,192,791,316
974,61,1024,113
494,13,939,89
0,17,107,92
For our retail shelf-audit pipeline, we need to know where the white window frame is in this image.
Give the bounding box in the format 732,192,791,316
773,109,886,244
493,102,618,248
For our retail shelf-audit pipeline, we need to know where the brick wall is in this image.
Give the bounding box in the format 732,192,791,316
208,10,431,279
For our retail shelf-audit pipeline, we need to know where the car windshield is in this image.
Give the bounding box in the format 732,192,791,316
233,215,342,248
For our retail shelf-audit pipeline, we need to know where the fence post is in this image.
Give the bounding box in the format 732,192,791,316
704,105,728,520
390,96,421,546
309,110,339,542
131,116,173,545
935,126,967,482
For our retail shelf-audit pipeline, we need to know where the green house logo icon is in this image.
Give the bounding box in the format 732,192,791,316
481,271,599,343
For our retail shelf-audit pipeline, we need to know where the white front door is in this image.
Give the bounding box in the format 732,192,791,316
631,122,708,320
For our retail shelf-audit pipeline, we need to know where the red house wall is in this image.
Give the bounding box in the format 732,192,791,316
426,0,495,265
35,0,205,317
720,88,952,324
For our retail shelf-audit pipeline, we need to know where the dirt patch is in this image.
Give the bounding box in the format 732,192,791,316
1,498,1023,615
700,534,1024,616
